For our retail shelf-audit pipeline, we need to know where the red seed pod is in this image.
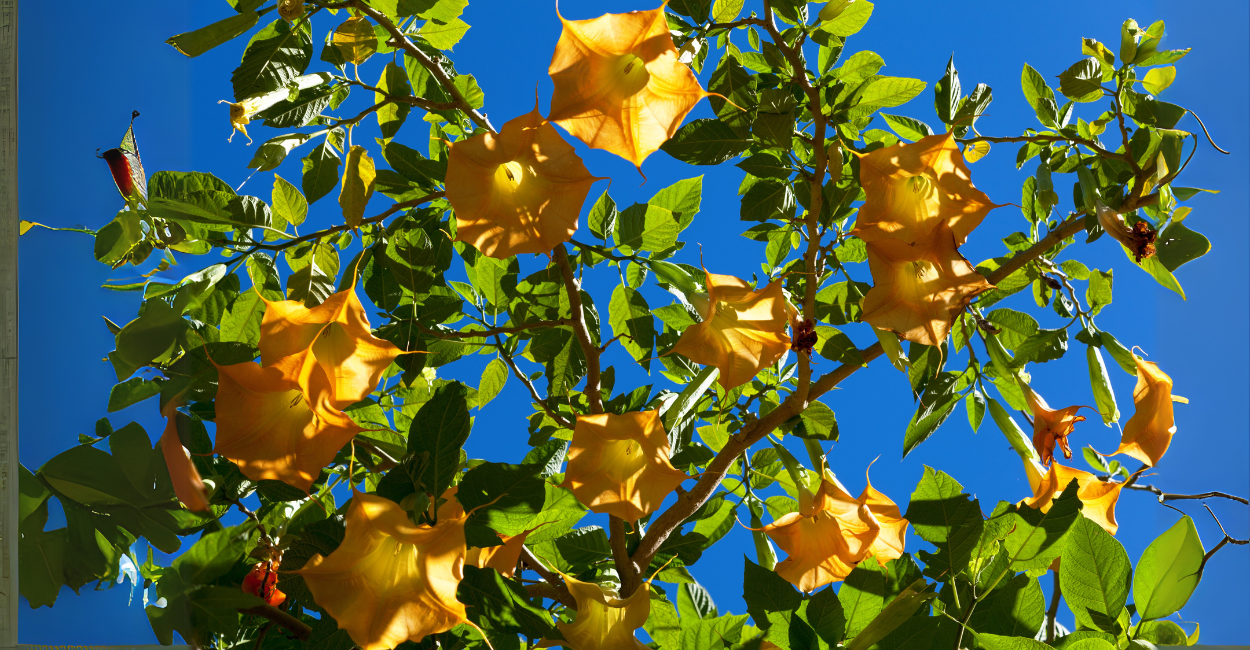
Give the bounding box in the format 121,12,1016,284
242,560,287,607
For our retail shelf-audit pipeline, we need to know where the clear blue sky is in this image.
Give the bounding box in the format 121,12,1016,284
18,0,1248,643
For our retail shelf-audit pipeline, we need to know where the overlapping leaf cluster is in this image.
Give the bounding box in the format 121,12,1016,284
17,1,1236,649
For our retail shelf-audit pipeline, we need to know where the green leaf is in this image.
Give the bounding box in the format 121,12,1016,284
818,0,873,37
408,381,473,498
478,358,508,407
934,55,960,124
1133,251,1185,298
1134,620,1194,646
736,153,792,179
742,557,802,625
842,578,933,650
420,17,471,50
1087,269,1113,315
988,397,1036,463
709,56,757,137
1058,58,1105,103
1133,515,1204,620
167,11,259,57
966,389,985,433
858,77,927,109
1155,221,1210,272
879,113,933,142
998,479,1083,572
614,203,681,252
1020,63,1059,127
375,62,412,139
902,372,963,457
301,138,342,204
740,179,796,222
382,141,447,188
986,308,1039,350
231,19,312,100
114,299,185,372
169,524,255,597
833,51,884,85
107,376,163,412
1086,345,1120,426
975,634,1055,650
1061,516,1132,631
906,468,983,581
1140,66,1176,95
587,191,617,240
839,560,885,639
661,118,751,165
610,284,656,372
458,566,556,640
796,401,838,441
457,462,547,537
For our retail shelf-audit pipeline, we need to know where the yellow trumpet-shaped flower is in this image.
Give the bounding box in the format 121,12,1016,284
851,132,999,248
861,231,993,347
212,353,361,492
294,492,469,650
554,576,651,650
1024,384,1092,467
561,411,689,524
159,403,210,513
1102,356,1176,467
258,286,405,410
762,468,909,592
1022,459,1123,535
219,73,332,144
548,5,713,169
669,272,796,390
447,105,601,259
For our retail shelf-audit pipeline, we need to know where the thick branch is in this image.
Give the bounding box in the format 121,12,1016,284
554,245,604,414
520,547,576,608
611,516,641,596
241,604,312,641
418,319,571,340
346,0,496,133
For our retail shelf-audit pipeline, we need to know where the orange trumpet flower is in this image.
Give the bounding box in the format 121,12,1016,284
1022,459,1123,535
212,353,361,492
554,575,651,650
159,402,210,513
762,468,908,592
561,411,689,523
861,231,993,347
466,529,534,580
669,272,796,390
1102,356,1176,467
851,132,998,248
1023,384,1093,467
258,287,405,410
548,5,713,168
447,105,601,259
294,492,470,650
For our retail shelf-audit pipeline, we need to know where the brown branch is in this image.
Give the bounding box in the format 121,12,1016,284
418,319,571,340
238,192,444,252
240,604,312,641
492,332,573,429
1121,483,1250,505
520,547,576,608
611,516,641,597
1198,503,1249,577
337,77,461,112
554,245,603,414
346,0,497,133
958,133,1126,162
709,18,768,31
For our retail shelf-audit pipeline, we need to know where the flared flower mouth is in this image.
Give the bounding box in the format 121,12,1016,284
561,411,688,523
1098,355,1177,467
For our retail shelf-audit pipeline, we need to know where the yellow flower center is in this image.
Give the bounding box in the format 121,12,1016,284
905,175,934,198
611,53,651,96
495,161,527,188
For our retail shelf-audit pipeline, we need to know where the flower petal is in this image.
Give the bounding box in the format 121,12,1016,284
561,411,688,523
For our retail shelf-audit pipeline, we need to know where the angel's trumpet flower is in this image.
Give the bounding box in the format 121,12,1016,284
447,105,601,258
1099,356,1176,467
561,411,689,523
1023,384,1093,467
851,132,999,248
554,575,652,650
159,401,210,513
548,5,714,168
861,231,993,347
1022,459,1123,535
294,492,469,650
669,272,795,390
1095,202,1157,263
258,286,405,410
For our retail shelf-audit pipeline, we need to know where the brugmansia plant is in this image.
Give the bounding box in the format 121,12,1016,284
18,0,1245,649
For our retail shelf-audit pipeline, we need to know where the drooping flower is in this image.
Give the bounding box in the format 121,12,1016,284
212,353,361,492
294,492,469,650
466,529,534,580
241,560,286,607
1095,201,1157,263
762,468,908,592
851,132,999,248
159,403,210,513
561,411,689,523
1102,356,1176,467
669,273,796,390
447,105,601,258
554,576,651,650
258,286,405,410
1022,459,1123,535
548,5,713,168
1023,384,1092,467
220,73,332,144
861,230,993,347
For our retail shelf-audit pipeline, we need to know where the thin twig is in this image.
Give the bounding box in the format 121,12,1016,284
959,133,1126,161
1046,570,1062,643
418,319,571,340
1121,483,1249,505
519,547,576,608
240,604,312,640
237,192,444,253
492,332,573,429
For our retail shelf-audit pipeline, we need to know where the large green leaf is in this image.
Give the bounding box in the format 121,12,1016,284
906,468,983,581
167,11,259,57
1133,515,1204,620
301,138,342,204
997,479,1082,572
610,284,656,371
231,19,313,100
661,118,751,165
902,372,964,457
457,462,546,537
457,566,556,640
408,381,473,498
1061,516,1132,631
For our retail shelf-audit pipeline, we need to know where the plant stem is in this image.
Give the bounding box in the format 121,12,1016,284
1046,570,1062,643
554,245,603,414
